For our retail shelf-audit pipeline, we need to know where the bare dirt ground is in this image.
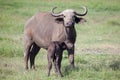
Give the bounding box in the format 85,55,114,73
77,44,120,54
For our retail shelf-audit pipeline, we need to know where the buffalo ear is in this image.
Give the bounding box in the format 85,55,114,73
75,16,86,24
55,18,64,24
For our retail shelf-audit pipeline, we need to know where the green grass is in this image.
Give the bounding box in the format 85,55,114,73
0,0,120,80
0,54,120,80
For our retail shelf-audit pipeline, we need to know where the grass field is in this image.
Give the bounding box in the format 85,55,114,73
0,0,120,80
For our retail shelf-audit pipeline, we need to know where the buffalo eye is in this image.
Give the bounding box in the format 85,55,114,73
55,18,64,23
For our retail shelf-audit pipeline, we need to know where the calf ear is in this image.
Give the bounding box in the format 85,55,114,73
55,18,64,24
75,16,86,24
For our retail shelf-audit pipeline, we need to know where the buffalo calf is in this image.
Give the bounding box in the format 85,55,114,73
47,41,66,77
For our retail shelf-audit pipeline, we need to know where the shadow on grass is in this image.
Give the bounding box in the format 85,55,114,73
0,68,15,79
108,21,120,26
63,65,80,76
109,60,120,71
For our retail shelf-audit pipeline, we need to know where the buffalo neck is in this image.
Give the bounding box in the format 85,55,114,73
65,26,76,40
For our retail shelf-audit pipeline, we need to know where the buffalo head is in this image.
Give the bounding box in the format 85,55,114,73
51,6,87,27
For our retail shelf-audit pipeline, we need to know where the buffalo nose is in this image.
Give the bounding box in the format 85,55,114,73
66,22,74,26
66,22,70,26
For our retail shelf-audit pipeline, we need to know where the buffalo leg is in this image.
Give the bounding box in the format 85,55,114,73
24,36,33,70
67,45,75,68
30,43,40,69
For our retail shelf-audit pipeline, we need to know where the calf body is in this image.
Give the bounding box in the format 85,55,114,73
47,42,66,77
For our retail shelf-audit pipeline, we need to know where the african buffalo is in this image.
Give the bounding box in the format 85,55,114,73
24,6,87,74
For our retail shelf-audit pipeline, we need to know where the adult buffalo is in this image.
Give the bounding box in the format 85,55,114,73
24,6,87,71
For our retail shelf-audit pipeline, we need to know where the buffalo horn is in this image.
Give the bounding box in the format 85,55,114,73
51,7,63,17
75,6,88,16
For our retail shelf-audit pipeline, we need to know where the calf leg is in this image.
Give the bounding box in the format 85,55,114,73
56,52,63,77
30,43,40,69
53,55,57,73
47,43,55,76
47,53,53,76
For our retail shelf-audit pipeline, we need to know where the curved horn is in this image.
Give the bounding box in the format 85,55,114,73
51,7,63,17
75,6,88,16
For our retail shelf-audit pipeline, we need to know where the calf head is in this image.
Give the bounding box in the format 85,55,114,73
51,6,87,28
